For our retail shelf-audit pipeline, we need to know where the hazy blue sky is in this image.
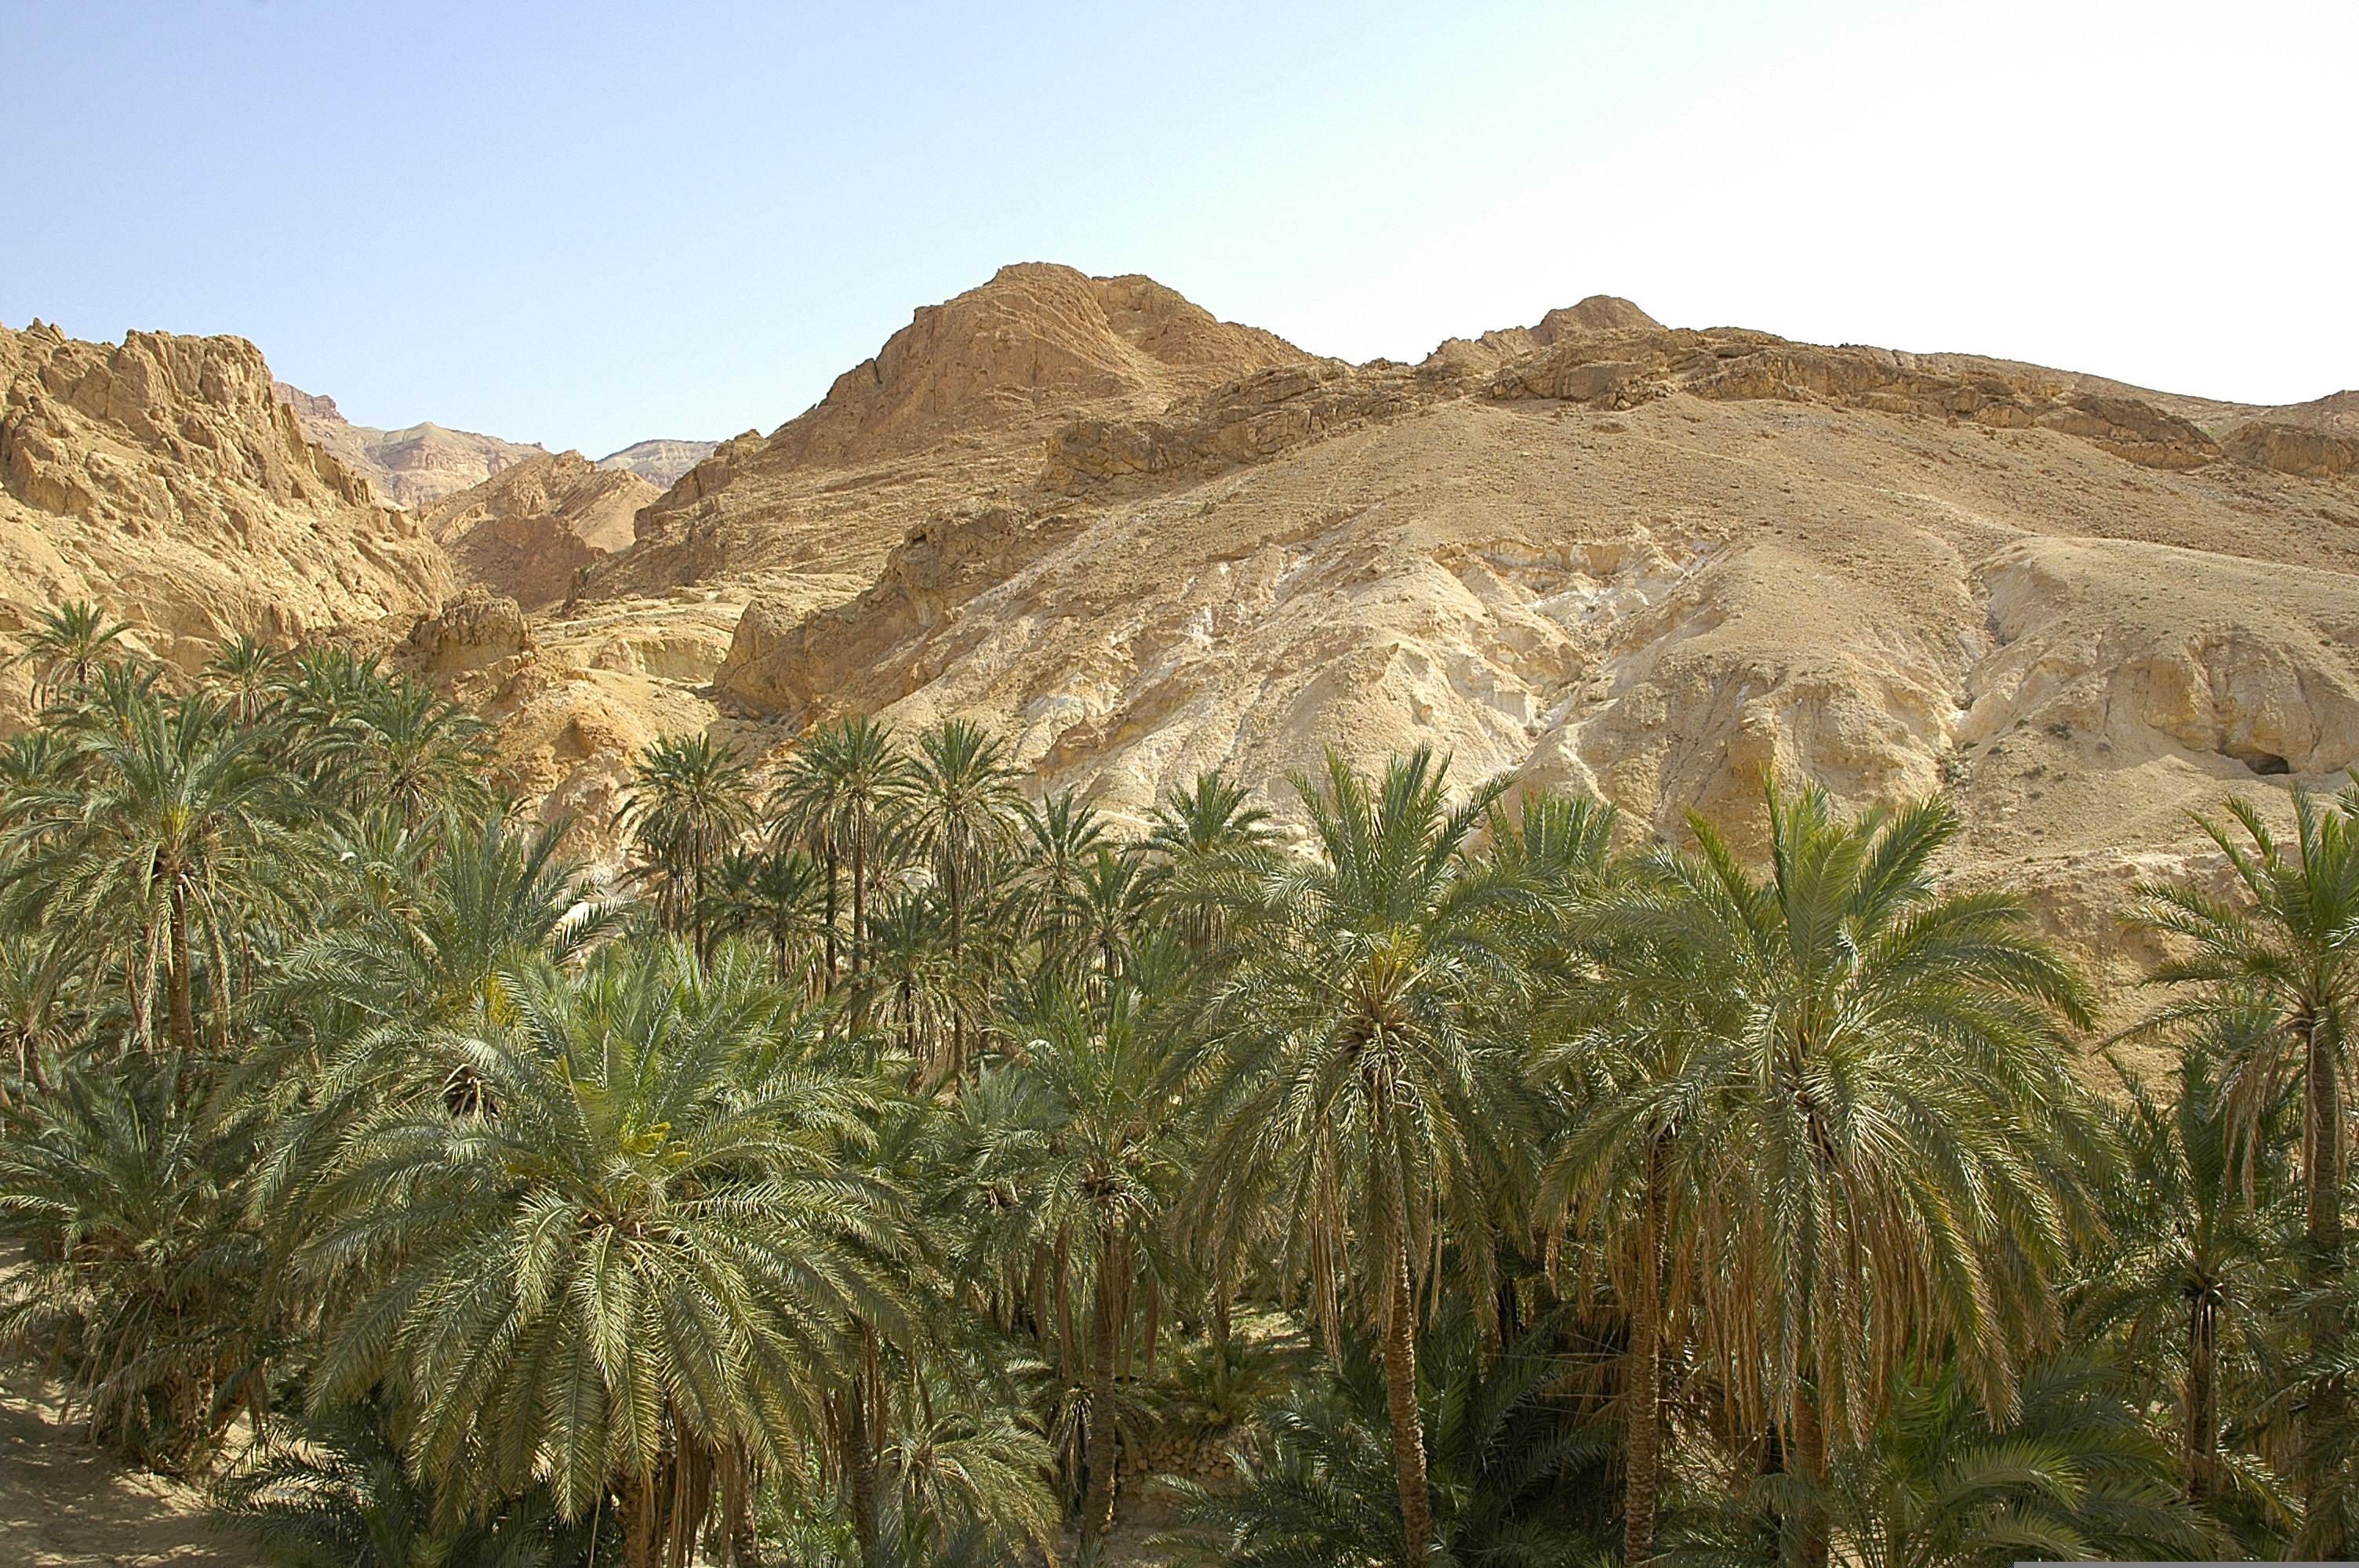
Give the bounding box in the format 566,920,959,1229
3,1,2351,456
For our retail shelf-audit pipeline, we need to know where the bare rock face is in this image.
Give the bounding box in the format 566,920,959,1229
1038,324,2236,495
398,588,533,682
595,438,718,488
0,320,449,699
2223,419,2359,477
422,451,660,608
696,274,2359,997
758,263,1308,470
583,264,1314,598
274,382,548,508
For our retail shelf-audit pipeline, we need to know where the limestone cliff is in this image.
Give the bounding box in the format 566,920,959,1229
0,319,449,709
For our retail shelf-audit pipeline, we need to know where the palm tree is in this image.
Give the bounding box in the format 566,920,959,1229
1156,1304,1617,1568
300,942,917,1568
858,887,965,1077
1668,1355,2208,1568
216,1396,612,1567
773,715,911,985
1634,783,2102,1568
0,1056,271,1472
902,720,1021,1069
1013,789,1105,956
961,973,1198,1543
620,731,754,955
707,844,831,988
2074,1036,2297,1516
2131,787,2359,1554
1069,845,1156,991
1147,769,1280,957
1532,919,1717,1566
1194,748,1536,1566
2,691,297,1055
307,675,498,818
204,634,287,725
13,598,132,707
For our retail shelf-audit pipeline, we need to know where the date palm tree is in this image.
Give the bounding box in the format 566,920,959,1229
902,720,1021,1071
1194,748,1536,1566
2,690,297,1055
1642,783,2103,1568
706,844,831,989
962,972,1199,1543
620,732,754,956
2074,1036,2297,1517
1147,769,1280,958
1013,788,1104,959
13,598,132,708
2130,786,2359,1554
772,714,912,984
300,942,918,1568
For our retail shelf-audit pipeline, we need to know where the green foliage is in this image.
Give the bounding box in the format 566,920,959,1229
1156,1308,1616,1568
0,604,2350,1567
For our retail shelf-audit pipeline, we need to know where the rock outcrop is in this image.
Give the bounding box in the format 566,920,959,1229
581,264,1314,598
0,320,449,709
422,450,660,608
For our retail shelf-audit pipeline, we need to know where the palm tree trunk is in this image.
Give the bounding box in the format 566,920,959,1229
1624,1137,1668,1567
1792,1386,1830,1568
1083,1234,1124,1542
1381,1231,1434,1567
691,858,709,962
165,878,198,1058
822,841,840,987
845,1338,881,1568
2185,1286,2218,1503
723,1439,763,1567
2303,1010,2346,1552
850,826,867,980
617,1474,656,1568
945,853,966,1072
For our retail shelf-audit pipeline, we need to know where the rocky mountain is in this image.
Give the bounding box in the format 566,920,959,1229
7,269,2355,1014
273,383,547,508
422,450,661,609
596,438,718,488
594,267,2359,1003
0,318,449,715
582,263,1312,599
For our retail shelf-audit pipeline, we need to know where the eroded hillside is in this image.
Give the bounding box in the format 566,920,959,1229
0,319,449,713
580,269,2359,996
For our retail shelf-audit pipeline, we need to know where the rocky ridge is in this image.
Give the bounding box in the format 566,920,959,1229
583,263,1313,599
0,319,449,713
274,382,548,508
682,272,2359,1011
595,437,718,488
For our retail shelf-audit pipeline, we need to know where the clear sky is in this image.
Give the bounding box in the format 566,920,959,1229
3,0,2352,458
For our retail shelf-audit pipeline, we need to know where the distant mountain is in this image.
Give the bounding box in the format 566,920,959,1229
422,451,661,610
596,438,718,489
273,383,547,509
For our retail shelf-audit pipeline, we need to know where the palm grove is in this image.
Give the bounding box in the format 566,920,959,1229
0,600,2353,1568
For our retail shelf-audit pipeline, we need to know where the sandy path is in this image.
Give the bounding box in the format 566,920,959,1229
0,1381,249,1566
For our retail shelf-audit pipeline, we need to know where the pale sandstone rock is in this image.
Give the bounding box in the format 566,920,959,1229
674,270,2359,989
0,321,449,720
421,450,660,609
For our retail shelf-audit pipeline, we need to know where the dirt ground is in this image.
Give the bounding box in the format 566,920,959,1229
0,1378,248,1566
